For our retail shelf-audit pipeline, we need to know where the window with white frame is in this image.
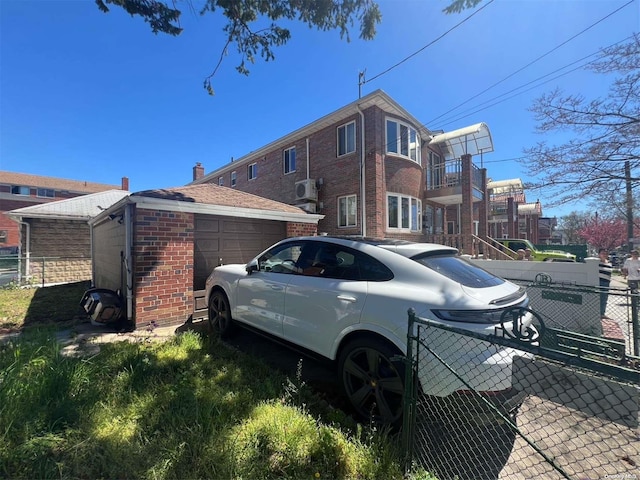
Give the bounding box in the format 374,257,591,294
386,119,420,164
37,188,54,198
387,193,422,232
218,176,224,186
337,121,356,156
11,186,29,195
248,163,257,180
283,147,296,174
338,194,357,227
231,171,237,187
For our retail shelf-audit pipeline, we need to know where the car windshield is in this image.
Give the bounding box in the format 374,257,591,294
412,253,505,288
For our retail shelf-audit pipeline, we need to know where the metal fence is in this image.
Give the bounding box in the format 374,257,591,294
509,276,639,356
402,309,640,480
0,255,91,288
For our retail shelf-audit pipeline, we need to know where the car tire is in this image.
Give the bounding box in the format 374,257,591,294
208,290,234,339
338,337,405,426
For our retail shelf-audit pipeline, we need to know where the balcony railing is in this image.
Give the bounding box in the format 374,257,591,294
426,158,483,191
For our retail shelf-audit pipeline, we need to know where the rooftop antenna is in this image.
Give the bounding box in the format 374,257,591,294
358,70,366,99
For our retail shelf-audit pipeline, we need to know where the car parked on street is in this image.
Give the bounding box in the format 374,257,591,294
495,238,576,262
205,236,534,425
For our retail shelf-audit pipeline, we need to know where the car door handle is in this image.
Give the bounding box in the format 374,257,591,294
337,295,357,303
270,285,284,291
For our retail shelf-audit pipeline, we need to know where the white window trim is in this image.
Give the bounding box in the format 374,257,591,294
218,176,224,186
338,194,357,228
386,193,422,232
283,146,296,175
231,171,237,187
11,185,29,196
337,121,356,157
248,163,257,180
385,117,421,165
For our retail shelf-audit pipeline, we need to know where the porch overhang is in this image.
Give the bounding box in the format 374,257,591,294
429,122,494,159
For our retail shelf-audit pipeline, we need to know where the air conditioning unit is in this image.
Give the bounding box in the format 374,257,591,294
297,202,317,214
295,179,317,201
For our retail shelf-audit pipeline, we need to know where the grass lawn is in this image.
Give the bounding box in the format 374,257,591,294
0,283,437,480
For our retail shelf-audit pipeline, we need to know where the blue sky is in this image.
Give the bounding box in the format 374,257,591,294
1,0,638,219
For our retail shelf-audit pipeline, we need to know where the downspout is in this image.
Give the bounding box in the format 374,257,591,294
306,137,310,180
356,104,367,237
124,204,134,323
17,218,30,283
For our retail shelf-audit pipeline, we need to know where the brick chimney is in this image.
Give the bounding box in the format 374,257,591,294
193,162,205,181
121,176,129,191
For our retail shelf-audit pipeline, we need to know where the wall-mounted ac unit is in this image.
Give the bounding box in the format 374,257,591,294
295,179,317,201
297,202,317,214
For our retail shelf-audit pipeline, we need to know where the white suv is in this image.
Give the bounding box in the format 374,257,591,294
205,236,533,424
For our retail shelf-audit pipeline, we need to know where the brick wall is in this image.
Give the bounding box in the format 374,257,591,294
27,218,91,284
286,222,318,237
133,208,194,328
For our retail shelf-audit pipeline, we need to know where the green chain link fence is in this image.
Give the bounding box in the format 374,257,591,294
402,309,640,480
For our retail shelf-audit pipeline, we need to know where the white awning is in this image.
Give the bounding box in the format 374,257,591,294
429,122,494,159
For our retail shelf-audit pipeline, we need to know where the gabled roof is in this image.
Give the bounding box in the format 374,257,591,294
7,189,130,220
132,184,306,214
191,89,432,184
0,171,120,194
92,184,323,225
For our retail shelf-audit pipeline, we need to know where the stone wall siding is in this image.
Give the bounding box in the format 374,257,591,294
133,208,194,328
26,218,91,284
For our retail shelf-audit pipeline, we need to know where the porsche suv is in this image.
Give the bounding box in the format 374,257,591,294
205,236,533,425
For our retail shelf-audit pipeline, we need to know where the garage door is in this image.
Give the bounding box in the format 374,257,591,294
193,215,287,291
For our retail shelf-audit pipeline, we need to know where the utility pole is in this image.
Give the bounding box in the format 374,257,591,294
625,160,634,252
358,70,365,99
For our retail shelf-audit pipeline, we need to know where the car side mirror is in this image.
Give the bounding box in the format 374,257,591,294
246,259,259,275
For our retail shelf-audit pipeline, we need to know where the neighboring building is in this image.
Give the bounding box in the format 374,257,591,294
0,171,128,248
191,89,498,255
7,190,130,285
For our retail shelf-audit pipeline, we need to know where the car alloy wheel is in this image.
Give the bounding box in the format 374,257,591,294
338,338,405,426
208,290,234,338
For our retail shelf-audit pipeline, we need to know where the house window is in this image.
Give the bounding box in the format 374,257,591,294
337,121,356,156
0,230,6,244
387,193,421,232
284,147,296,174
11,186,29,195
386,119,420,164
231,171,237,187
218,176,224,186
248,163,257,180
37,188,54,198
338,195,357,227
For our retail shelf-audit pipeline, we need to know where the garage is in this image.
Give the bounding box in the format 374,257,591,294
194,215,286,290
89,184,322,329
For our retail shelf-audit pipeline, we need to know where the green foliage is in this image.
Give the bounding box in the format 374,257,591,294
95,0,483,94
0,330,421,479
0,281,90,332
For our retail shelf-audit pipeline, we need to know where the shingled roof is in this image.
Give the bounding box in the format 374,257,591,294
8,189,130,220
132,184,305,214
1,171,121,194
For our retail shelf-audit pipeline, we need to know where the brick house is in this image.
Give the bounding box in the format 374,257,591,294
90,183,321,329
190,89,508,255
0,171,127,248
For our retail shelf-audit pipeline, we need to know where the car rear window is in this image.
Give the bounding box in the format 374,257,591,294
412,253,505,288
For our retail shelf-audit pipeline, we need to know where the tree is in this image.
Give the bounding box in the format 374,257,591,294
523,33,640,250
577,215,627,252
557,211,589,245
95,0,483,94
